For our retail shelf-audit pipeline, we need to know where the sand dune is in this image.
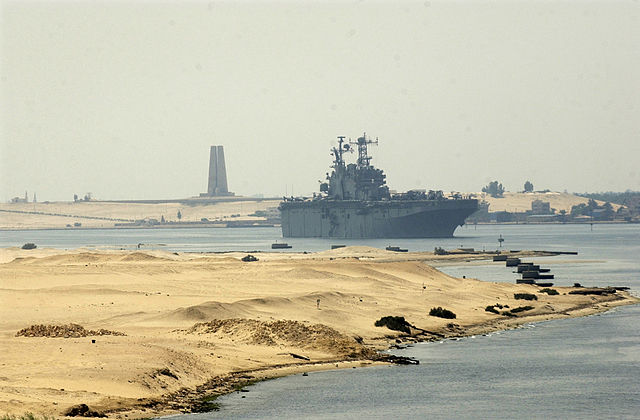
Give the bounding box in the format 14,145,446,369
0,246,636,418
183,319,371,358
163,301,254,323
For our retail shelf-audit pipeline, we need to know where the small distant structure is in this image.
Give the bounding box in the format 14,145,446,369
527,199,559,222
531,199,552,215
10,191,29,203
74,193,93,202
201,145,234,197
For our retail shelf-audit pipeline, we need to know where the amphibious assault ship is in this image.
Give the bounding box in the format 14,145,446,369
279,134,478,238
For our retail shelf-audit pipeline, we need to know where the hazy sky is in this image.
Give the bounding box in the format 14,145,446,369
1,0,639,202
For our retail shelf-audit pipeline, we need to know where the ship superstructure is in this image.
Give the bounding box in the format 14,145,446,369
279,134,478,238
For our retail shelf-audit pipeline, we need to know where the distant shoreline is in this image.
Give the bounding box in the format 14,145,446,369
1,219,638,232
0,223,278,232
470,220,638,226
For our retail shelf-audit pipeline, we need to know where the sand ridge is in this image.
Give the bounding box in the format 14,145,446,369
0,246,636,418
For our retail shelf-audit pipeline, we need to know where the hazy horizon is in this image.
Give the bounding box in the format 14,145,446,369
2,1,639,202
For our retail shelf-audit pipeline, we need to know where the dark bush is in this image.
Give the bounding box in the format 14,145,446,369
429,307,456,319
21,243,37,250
374,316,412,334
433,246,448,255
241,254,258,262
569,288,615,296
539,288,559,295
510,305,534,314
156,368,178,380
63,403,105,417
514,293,537,301
485,305,499,314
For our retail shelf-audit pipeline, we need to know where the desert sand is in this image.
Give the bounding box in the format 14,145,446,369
0,246,636,418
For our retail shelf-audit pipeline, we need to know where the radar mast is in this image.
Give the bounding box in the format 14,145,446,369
350,132,378,167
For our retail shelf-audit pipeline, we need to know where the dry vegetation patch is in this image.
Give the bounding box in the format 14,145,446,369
15,323,126,338
185,318,374,358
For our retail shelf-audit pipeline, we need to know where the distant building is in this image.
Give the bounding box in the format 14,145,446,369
627,196,640,213
10,191,28,203
494,211,513,223
527,214,560,223
591,208,607,221
531,199,551,215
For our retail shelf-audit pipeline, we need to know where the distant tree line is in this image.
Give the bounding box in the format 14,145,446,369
570,199,615,220
524,180,534,192
576,191,640,207
73,193,93,202
482,181,505,198
481,180,539,197
481,180,542,197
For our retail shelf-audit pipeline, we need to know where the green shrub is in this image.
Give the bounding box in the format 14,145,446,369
514,293,537,301
429,307,456,319
540,288,559,295
374,316,412,334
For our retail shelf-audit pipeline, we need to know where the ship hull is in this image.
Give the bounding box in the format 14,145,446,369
279,199,478,238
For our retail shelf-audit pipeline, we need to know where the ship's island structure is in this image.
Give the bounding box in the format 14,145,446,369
279,134,478,238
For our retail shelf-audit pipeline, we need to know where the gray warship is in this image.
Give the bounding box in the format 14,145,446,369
279,134,478,238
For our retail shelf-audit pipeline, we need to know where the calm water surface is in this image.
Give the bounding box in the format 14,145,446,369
1,223,638,256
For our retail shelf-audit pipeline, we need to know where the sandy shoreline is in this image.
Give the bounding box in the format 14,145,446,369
0,247,637,418
0,201,280,230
